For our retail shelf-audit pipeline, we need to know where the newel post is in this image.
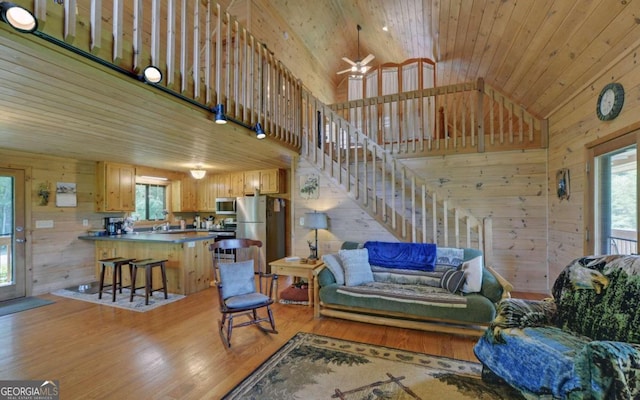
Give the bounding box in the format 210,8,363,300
476,77,485,153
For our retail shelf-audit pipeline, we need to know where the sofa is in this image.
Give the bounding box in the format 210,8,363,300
474,254,640,399
313,241,513,336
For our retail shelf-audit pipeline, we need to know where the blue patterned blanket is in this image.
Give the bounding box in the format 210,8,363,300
364,241,436,271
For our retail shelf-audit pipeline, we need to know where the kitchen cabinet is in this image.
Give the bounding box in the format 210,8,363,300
171,175,198,212
196,175,216,211
244,169,285,194
95,161,136,212
228,172,245,197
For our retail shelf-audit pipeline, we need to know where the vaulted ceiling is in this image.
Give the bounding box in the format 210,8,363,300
266,0,639,119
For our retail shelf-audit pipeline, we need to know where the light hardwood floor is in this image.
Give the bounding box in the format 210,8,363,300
0,285,544,399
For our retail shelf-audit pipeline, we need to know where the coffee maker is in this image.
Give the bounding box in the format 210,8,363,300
104,217,124,235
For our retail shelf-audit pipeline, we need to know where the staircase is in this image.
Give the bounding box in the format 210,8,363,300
299,93,486,253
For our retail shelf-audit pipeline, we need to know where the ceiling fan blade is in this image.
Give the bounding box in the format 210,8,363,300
337,68,353,75
341,57,357,66
361,54,375,65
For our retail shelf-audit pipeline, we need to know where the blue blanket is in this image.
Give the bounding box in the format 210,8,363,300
363,241,436,271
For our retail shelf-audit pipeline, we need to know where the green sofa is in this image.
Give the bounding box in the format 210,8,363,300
313,241,512,336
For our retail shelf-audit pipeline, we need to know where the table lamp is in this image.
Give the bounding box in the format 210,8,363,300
304,211,328,261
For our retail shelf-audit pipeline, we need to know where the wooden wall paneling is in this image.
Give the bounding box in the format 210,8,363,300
528,1,633,116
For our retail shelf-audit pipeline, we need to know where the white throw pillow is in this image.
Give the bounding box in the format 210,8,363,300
461,256,483,293
322,253,345,285
339,248,373,286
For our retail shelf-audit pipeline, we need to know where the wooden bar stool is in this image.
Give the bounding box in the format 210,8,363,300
130,259,169,305
98,257,136,302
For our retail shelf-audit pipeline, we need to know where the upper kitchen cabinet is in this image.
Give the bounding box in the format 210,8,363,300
244,169,285,194
172,174,198,212
228,172,245,197
95,162,136,212
196,175,216,211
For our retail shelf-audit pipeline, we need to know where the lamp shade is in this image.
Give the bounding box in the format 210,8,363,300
304,212,328,230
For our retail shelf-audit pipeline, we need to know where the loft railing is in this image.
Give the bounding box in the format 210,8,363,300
330,78,548,156
300,90,491,254
23,0,301,148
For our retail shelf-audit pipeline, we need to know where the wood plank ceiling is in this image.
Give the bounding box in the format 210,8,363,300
0,0,638,174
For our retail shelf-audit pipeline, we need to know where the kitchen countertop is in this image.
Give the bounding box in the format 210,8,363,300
78,229,223,244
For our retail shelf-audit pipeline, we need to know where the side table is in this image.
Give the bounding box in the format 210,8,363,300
269,258,324,307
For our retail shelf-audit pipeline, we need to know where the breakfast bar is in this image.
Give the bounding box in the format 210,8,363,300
79,230,220,295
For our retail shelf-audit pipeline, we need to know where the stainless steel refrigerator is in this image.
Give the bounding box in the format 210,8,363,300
235,195,286,272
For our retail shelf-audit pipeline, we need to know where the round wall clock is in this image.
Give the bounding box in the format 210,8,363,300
596,82,624,121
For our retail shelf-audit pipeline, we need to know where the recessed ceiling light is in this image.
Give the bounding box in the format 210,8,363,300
382,26,388,32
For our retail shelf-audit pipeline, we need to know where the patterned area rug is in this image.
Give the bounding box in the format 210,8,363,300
51,288,185,312
223,332,526,399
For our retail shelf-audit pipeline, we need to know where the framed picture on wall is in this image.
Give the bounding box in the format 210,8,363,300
300,174,319,199
56,182,77,207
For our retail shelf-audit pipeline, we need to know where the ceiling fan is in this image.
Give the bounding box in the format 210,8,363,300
337,24,375,76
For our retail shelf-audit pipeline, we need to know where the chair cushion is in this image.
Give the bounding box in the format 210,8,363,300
339,248,373,286
219,260,255,300
225,292,271,309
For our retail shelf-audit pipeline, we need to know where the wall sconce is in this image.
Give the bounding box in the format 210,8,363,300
212,104,227,124
254,122,266,139
190,166,206,180
0,2,37,33
140,65,162,84
304,211,328,261
37,182,50,206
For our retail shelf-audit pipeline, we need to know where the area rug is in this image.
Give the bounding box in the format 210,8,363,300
0,297,54,317
223,332,527,399
51,288,185,312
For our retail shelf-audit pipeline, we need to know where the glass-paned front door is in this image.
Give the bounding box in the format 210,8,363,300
0,169,26,301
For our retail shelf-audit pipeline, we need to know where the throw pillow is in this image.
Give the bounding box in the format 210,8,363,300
339,248,373,286
322,253,345,285
219,260,256,300
461,256,483,293
436,247,465,268
440,268,466,294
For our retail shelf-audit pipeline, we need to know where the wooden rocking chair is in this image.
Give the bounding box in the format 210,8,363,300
209,238,278,347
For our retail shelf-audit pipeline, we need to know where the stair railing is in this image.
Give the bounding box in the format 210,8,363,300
330,78,548,156
301,90,491,252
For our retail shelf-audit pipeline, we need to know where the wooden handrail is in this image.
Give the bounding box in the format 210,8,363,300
300,90,488,253
329,78,547,156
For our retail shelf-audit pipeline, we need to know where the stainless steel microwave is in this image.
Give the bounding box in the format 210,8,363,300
215,198,237,214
